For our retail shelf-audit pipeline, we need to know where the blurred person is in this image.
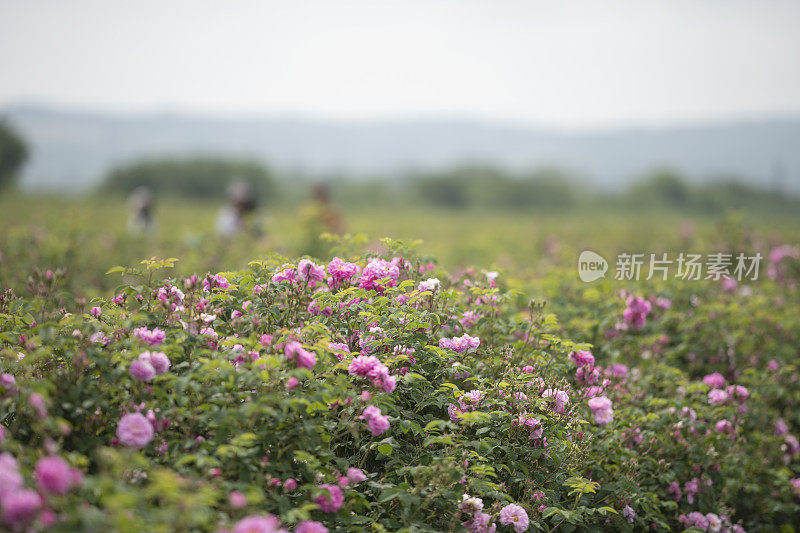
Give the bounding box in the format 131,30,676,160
679,219,696,247
299,183,344,256
216,180,261,237
544,235,562,260
128,186,156,235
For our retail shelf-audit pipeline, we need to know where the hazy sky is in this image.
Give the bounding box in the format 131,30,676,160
1,0,799,128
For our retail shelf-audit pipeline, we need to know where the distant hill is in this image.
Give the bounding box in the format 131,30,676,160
3,105,800,192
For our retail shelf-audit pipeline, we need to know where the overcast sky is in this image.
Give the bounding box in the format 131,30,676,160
1,0,799,129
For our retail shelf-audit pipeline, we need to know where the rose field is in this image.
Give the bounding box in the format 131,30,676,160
1,197,800,532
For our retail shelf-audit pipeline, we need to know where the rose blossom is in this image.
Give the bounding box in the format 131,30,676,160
541,388,570,413
284,341,317,369
296,521,328,533
439,334,481,353
346,467,366,483
35,456,74,494
702,372,726,388
1,489,42,526
297,259,325,283
361,405,390,436
228,491,247,509
708,389,729,404
588,396,614,426
139,351,170,375
314,484,344,513
328,257,359,283
498,503,529,533
129,359,156,382
133,326,166,346
622,505,636,524
117,413,154,448
359,258,400,292
570,350,595,367
0,453,23,499
232,515,284,533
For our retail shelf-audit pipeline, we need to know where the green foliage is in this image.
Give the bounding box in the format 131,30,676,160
1,244,612,530
627,169,692,209
410,165,579,210
1,196,800,531
0,120,28,190
100,156,276,201
625,169,800,213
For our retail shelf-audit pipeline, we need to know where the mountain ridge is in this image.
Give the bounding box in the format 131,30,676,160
4,104,799,192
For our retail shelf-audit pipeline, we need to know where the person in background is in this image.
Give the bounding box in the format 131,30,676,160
128,186,155,235
216,180,261,237
299,183,344,256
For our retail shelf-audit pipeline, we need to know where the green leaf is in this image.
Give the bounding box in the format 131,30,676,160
375,442,393,456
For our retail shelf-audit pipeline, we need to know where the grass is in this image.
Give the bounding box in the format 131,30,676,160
1,191,799,295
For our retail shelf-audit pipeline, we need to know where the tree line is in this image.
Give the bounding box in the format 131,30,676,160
2,119,798,213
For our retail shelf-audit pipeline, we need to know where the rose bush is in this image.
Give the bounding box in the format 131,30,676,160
0,238,799,531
